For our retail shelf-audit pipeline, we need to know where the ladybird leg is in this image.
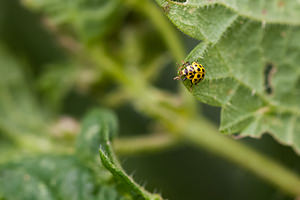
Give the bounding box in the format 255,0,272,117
173,76,180,80
176,61,185,70
182,77,187,81
174,65,184,80
177,64,185,73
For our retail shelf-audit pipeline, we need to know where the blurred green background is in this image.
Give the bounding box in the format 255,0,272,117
1,0,300,200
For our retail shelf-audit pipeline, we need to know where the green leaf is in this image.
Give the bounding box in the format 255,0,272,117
156,0,300,153
0,155,125,200
23,0,124,41
79,109,162,200
0,169,53,200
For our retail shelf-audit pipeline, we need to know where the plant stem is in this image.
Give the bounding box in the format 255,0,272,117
90,46,300,197
114,134,180,155
14,134,74,154
123,0,185,62
171,116,300,196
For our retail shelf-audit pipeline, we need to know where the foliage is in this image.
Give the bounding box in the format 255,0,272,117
1,0,300,200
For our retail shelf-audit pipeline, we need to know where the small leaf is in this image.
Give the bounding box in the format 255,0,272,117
156,0,300,153
80,109,163,200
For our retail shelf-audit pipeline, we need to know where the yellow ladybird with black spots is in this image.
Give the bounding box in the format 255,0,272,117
173,61,205,89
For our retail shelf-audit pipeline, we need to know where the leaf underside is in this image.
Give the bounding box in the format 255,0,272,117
156,0,300,153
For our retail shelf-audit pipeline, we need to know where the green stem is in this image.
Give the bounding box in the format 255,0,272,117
114,134,180,155
0,134,74,164
90,46,300,197
170,115,300,196
14,134,74,154
124,0,185,62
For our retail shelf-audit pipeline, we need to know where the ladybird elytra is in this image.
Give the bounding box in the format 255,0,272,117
173,61,206,90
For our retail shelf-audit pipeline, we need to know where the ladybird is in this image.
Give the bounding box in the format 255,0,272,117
173,61,205,89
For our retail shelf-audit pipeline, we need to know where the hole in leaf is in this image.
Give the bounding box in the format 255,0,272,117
264,63,276,95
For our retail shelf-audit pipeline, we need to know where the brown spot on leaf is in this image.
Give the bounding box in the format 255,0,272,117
227,89,234,96
278,1,284,7
264,63,277,95
163,3,170,14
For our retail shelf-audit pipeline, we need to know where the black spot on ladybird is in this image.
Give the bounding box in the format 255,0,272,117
197,74,200,78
